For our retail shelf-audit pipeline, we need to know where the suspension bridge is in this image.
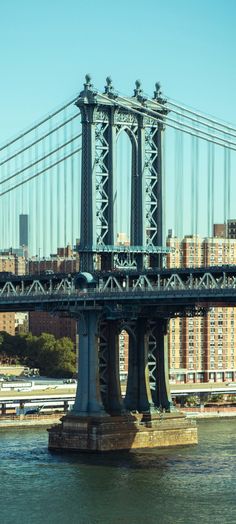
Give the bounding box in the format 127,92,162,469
1,75,235,257
1,75,236,451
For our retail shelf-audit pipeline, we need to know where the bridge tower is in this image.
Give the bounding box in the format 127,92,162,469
48,76,197,451
77,74,165,272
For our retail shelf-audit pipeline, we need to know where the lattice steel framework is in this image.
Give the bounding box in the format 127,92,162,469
147,319,158,393
76,75,167,272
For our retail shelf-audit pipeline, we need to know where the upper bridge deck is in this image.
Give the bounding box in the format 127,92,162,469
0,265,236,315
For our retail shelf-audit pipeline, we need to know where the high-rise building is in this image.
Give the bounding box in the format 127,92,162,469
166,235,236,384
19,214,29,251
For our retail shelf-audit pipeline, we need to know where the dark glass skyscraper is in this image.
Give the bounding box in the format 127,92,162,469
19,214,28,247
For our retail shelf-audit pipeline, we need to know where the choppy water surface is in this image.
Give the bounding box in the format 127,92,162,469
0,419,236,524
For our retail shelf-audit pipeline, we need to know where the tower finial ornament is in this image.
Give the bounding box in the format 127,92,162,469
104,76,117,98
133,79,146,104
84,74,92,89
153,81,167,105
134,79,143,97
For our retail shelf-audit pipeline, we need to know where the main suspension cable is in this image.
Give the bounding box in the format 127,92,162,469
0,113,80,167
0,146,82,197
167,97,236,135
0,133,82,186
0,95,79,152
98,92,236,149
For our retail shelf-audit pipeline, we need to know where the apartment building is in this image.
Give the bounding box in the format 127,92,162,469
29,312,77,344
0,254,26,336
166,233,236,384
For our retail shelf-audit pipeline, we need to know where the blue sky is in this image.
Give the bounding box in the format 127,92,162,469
1,0,236,254
0,0,236,143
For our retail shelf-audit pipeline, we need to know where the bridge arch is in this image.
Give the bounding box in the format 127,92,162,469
115,128,136,243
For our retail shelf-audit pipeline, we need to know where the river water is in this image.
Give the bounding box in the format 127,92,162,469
0,419,236,524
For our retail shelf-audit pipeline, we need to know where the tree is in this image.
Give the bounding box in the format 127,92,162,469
0,331,76,378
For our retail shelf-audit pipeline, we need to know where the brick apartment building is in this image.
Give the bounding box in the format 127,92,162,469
28,246,79,345
0,247,78,342
166,232,236,384
0,254,26,336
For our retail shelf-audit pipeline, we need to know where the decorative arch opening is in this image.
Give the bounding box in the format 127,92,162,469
118,321,136,399
114,128,137,245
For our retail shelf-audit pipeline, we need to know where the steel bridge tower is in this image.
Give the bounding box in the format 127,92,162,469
77,74,165,272
48,76,197,451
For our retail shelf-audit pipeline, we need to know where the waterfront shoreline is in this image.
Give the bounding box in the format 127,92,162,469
0,413,62,428
1,409,236,429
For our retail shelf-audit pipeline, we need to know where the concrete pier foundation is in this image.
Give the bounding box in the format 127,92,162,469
48,412,197,452
48,312,198,452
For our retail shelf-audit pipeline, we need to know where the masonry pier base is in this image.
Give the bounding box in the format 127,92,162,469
48,311,198,452
48,412,197,452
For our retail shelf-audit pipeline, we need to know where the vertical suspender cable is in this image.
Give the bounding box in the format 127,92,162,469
35,128,39,258
224,143,231,226
191,132,199,266
174,128,178,237
71,117,74,248
7,145,11,249
120,133,123,235
162,127,166,252
174,125,183,238
227,146,231,263
191,134,195,236
207,141,211,238
28,138,33,256
224,143,227,227
49,117,53,255
211,143,215,234
127,131,131,239
224,144,231,262
56,124,60,250
227,148,231,222
64,108,67,250
195,136,199,238
42,127,46,257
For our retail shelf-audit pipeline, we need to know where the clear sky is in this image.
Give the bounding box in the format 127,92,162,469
0,0,236,143
1,0,236,255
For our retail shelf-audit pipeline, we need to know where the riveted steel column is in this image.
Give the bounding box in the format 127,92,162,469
131,115,145,270
77,109,97,271
153,319,173,411
72,311,105,415
125,320,153,412
100,107,116,270
75,77,97,272
153,125,164,269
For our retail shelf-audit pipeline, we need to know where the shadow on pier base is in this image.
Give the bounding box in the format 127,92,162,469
48,411,198,452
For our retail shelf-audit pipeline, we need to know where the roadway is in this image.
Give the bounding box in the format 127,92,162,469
1,381,235,413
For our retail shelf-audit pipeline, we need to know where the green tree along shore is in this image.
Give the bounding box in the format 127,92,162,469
0,332,76,378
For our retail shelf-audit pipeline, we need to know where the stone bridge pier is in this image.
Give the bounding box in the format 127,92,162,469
48,311,197,452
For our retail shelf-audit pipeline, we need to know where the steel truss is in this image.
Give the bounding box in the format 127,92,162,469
1,268,236,298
